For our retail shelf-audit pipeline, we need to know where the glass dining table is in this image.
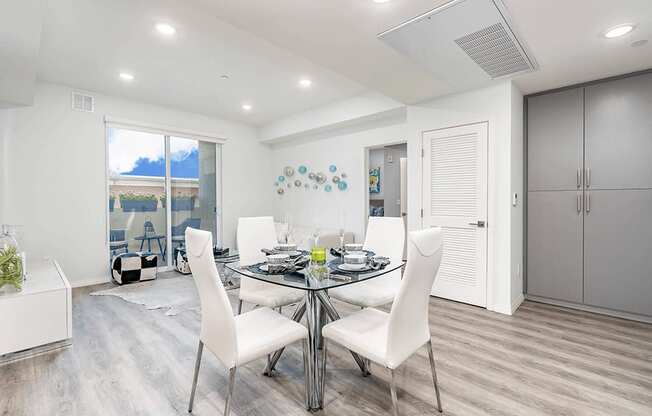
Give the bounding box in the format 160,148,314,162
226,255,404,411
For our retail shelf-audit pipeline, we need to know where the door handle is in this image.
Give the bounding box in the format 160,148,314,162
577,168,581,188
468,221,486,227
585,167,591,188
577,193,582,213
585,192,591,213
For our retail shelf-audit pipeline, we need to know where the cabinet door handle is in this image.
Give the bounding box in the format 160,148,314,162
585,192,591,213
577,193,582,213
585,167,591,188
577,168,581,188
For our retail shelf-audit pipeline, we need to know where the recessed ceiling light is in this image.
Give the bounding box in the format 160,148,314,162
299,78,312,88
220,74,230,80
631,39,648,48
603,24,636,39
242,103,252,111
155,23,176,36
119,72,134,81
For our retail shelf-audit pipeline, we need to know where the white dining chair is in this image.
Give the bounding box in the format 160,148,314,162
185,227,309,415
329,216,406,308
321,227,444,416
236,216,304,314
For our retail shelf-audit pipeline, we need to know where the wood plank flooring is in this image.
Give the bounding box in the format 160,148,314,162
2,274,652,416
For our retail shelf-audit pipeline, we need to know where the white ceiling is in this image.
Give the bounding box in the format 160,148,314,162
33,0,652,125
201,0,652,100
36,0,366,125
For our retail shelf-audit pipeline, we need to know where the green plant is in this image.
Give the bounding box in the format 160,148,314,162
109,195,116,201
119,193,157,201
0,246,23,291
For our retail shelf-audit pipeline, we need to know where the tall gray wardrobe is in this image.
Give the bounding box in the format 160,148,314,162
527,71,652,319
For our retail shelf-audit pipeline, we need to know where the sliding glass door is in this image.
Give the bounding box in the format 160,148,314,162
107,126,221,268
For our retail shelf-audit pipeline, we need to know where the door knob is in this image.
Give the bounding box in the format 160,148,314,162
468,221,486,227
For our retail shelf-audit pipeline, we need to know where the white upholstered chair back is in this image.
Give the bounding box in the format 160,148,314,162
185,227,238,368
363,216,405,280
386,227,443,368
237,216,279,293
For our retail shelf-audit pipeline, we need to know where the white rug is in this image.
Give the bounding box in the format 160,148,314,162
90,277,200,316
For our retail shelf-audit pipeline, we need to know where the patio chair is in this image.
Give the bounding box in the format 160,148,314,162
171,218,201,250
109,229,129,257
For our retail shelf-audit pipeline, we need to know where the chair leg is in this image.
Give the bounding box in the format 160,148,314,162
302,338,310,409
237,300,243,315
427,340,443,413
389,369,400,416
320,339,328,407
224,367,237,416
188,341,204,413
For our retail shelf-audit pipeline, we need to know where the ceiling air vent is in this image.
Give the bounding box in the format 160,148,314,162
72,92,94,113
455,22,531,79
379,0,537,87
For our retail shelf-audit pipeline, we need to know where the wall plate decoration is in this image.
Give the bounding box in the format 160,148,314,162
304,183,310,189
332,175,340,183
329,164,337,173
308,172,316,180
274,182,279,186
315,172,327,184
337,181,348,191
325,184,332,192
278,175,285,182
313,184,318,190
298,165,308,175
284,166,295,177
277,188,285,195
341,173,347,178
294,179,302,187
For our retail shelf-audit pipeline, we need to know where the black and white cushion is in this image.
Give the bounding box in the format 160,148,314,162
112,252,158,285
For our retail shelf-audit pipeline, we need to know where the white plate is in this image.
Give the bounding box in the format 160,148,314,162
337,263,369,272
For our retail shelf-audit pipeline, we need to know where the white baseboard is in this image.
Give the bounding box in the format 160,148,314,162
71,276,110,288
488,292,525,316
511,293,525,314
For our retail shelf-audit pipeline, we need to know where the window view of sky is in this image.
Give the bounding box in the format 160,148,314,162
108,128,199,178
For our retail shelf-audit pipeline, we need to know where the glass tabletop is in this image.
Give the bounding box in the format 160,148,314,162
225,256,404,291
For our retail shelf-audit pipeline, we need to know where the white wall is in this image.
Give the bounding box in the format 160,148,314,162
271,122,406,242
270,82,524,314
0,109,8,224
509,83,525,310
3,83,273,286
408,81,521,314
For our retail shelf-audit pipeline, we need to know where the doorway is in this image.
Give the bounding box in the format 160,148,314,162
367,143,408,256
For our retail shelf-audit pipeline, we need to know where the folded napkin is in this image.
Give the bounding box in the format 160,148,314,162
368,256,390,271
264,255,310,274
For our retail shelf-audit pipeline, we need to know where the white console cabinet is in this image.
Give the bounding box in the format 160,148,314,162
0,258,72,359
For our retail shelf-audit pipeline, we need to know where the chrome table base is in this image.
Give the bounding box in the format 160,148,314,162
264,290,369,411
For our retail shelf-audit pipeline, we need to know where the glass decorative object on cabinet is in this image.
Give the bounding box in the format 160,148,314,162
0,225,24,293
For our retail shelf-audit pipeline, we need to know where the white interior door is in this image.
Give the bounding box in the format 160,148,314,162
422,123,488,307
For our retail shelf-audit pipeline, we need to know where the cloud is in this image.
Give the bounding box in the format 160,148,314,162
108,129,198,176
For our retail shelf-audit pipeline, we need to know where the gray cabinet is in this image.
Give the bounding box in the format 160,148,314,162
527,71,652,319
527,88,583,191
584,190,652,316
585,73,652,190
527,191,583,303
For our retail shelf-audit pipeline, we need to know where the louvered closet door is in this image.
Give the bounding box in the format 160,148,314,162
422,123,488,307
